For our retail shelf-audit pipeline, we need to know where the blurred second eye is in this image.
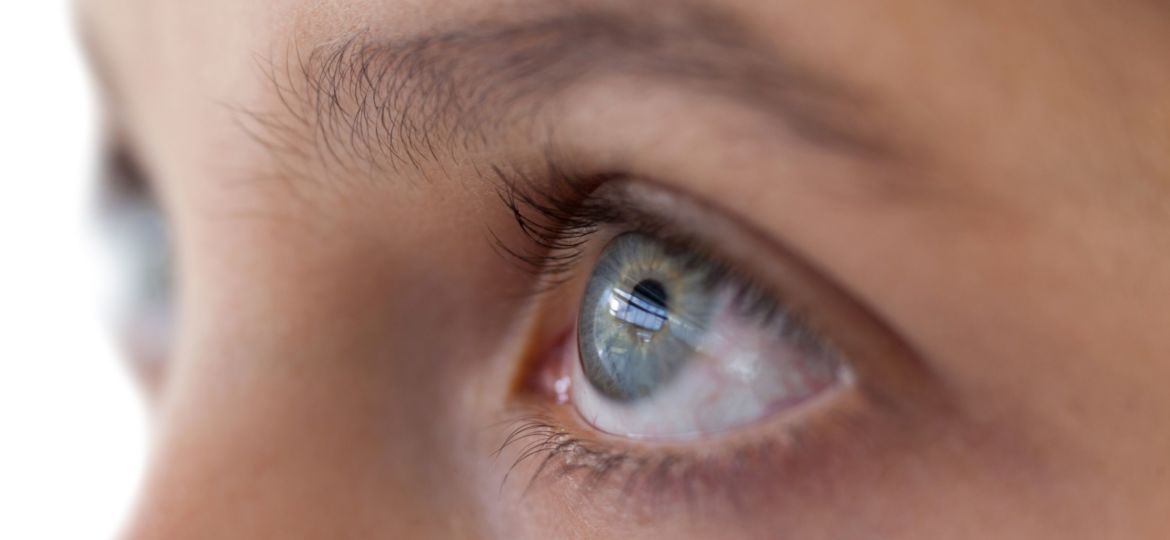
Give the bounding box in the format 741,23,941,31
570,232,851,440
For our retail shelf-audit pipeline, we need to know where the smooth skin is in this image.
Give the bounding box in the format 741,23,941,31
81,0,1170,538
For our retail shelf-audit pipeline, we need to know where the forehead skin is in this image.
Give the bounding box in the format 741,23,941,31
81,0,1170,539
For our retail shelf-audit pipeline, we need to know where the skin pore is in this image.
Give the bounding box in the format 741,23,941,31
80,0,1170,538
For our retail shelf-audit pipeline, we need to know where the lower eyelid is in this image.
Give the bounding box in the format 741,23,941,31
499,359,944,519
495,385,889,517
504,313,928,515
510,322,868,483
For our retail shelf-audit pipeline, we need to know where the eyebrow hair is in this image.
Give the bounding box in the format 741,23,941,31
248,5,886,180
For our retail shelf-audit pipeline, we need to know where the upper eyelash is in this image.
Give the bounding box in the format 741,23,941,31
490,167,820,336
488,162,627,279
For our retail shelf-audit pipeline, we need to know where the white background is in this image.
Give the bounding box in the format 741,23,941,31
0,2,148,538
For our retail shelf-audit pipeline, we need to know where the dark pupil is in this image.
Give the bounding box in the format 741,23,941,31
632,280,668,310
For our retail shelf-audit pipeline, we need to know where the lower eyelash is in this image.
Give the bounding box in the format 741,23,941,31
496,412,696,505
495,413,632,494
493,407,786,512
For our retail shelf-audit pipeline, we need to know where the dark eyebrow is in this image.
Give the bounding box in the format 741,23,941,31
249,6,887,178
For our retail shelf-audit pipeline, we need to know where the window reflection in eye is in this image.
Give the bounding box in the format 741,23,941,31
572,231,851,440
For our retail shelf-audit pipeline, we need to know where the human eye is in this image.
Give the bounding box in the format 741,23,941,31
571,230,850,439
494,172,928,501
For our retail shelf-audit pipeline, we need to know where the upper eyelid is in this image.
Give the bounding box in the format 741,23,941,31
491,170,768,280
491,171,787,324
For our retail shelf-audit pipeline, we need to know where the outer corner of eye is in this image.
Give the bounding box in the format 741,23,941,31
538,231,855,442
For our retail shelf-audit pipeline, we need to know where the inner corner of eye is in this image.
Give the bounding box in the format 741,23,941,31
515,324,578,405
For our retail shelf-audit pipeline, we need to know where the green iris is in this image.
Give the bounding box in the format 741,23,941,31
578,233,714,402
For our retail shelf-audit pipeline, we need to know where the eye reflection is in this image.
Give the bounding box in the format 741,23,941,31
609,279,668,334
573,232,849,440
